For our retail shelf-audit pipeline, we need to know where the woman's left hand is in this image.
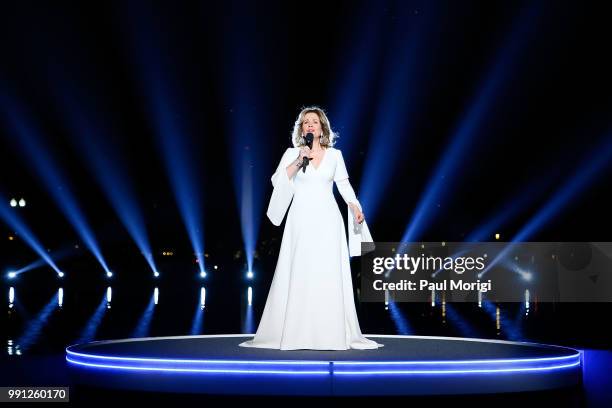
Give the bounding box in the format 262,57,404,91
350,203,365,224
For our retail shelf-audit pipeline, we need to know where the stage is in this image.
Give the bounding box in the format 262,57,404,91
65,334,582,396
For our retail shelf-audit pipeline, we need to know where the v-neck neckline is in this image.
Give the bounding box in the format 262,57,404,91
311,147,328,171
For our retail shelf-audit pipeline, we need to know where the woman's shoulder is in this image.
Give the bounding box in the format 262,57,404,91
328,146,343,158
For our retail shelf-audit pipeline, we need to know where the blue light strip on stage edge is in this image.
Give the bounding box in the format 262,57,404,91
65,357,580,375
66,348,581,375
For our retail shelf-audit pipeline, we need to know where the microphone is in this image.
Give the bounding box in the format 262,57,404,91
302,133,314,173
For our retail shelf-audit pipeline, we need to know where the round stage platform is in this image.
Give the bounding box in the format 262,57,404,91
66,334,582,396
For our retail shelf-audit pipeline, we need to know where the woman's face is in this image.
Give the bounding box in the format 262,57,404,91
302,112,323,138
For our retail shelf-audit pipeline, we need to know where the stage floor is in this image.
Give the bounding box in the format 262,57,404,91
66,334,582,396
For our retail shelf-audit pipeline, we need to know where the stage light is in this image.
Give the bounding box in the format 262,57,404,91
213,265,218,270
9,199,17,207
57,272,65,278
200,287,206,309
106,287,112,304
154,287,159,305
9,287,15,304
153,271,160,278
0,198,64,274
248,286,253,306
200,270,207,279
495,233,500,240
0,99,115,279
106,271,113,278
503,261,533,282
246,270,254,279
58,288,64,308
7,271,16,279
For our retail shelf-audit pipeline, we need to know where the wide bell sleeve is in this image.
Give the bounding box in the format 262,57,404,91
333,149,374,257
266,147,298,226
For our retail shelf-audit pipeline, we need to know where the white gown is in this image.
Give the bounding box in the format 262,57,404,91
239,146,383,350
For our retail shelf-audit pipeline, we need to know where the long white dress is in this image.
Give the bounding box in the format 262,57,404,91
239,146,383,350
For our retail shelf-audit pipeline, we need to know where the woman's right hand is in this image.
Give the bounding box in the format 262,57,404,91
298,146,313,161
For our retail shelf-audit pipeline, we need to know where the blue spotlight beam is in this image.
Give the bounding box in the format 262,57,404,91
238,150,260,273
466,169,558,242
0,194,62,275
152,102,206,273
17,292,59,351
402,4,542,242
78,294,108,344
8,246,75,278
132,293,157,338
15,28,160,277
119,3,206,274
359,4,439,221
443,303,479,338
481,301,524,341
190,302,205,335
479,136,612,278
388,301,412,335
513,137,612,242
218,11,271,275
48,86,158,275
329,5,385,160
0,95,111,275
11,259,46,276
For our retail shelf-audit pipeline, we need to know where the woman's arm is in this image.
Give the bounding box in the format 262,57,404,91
333,149,365,223
285,146,312,179
336,178,365,224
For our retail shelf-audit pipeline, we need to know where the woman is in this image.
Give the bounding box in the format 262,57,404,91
239,106,383,350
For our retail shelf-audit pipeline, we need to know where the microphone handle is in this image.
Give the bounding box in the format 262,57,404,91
301,156,310,173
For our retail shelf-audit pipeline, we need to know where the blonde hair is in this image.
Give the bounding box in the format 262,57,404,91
291,106,338,148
